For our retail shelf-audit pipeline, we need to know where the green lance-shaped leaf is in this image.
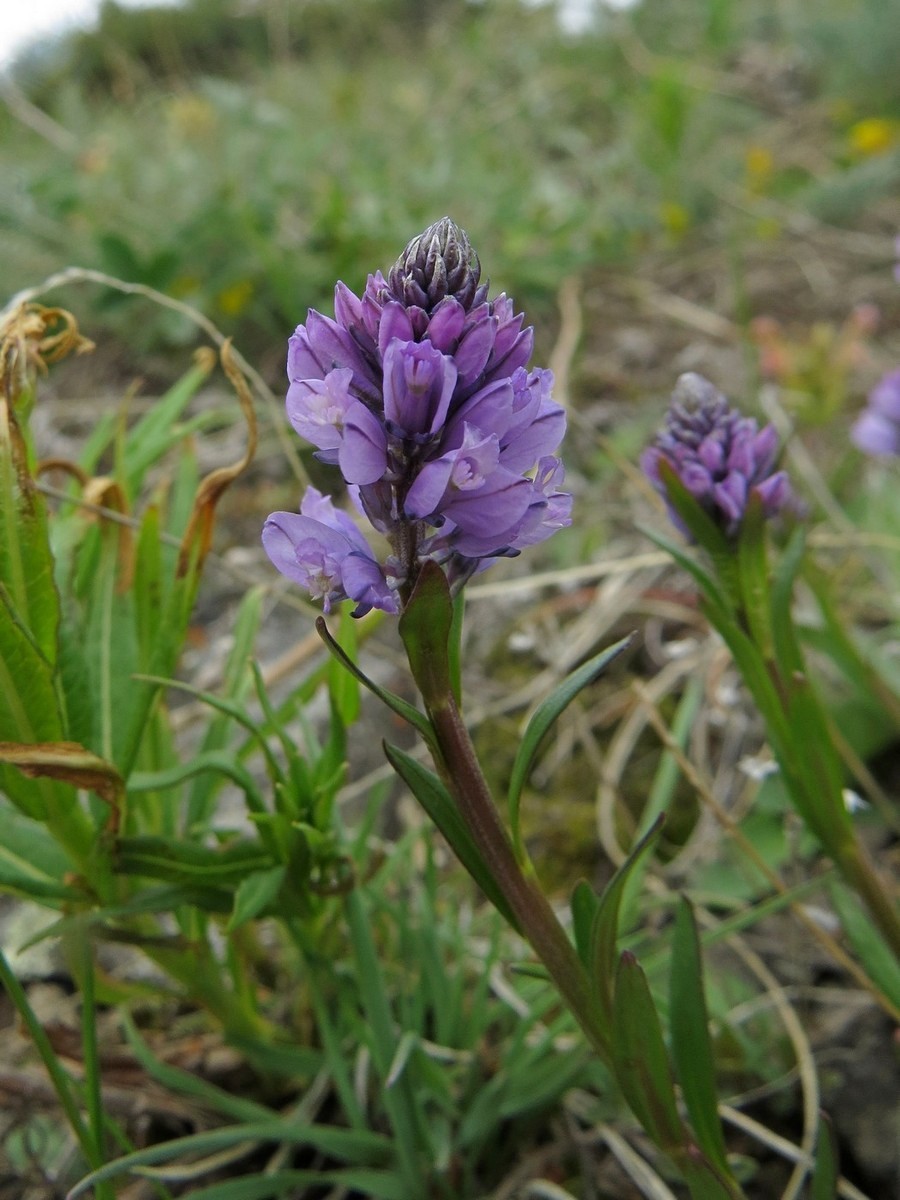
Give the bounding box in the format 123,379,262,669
735,493,772,658
810,1112,839,1200
611,951,686,1153
227,865,288,932
383,742,520,932
508,634,633,862
639,524,732,624
0,388,60,666
575,817,664,1033
829,881,900,1009
115,834,275,887
121,348,216,496
0,595,65,820
397,558,454,709
317,618,434,744
670,898,731,1178
0,806,81,903
656,459,739,604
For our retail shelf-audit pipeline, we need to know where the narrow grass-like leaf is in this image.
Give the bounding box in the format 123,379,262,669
227,865,287,931
383,742,520,931
65,1121,393,1197
508,634,633,860
829,881,900,1008
584,817,664,1031
121,351,215,494
611,951,685,1154
639,525,732,621
0,948,97,1169
170,1169,407,1200
343,885,429,1196
130,752,270,826
121,1013,285,1124
670,898,730,1177
115,834,274,886
810,1112,839,1200
317,617,433,741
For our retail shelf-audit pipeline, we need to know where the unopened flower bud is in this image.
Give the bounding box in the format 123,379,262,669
388,217,486,312
641,373,794,539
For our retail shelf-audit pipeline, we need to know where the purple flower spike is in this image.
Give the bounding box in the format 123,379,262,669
263,219,571,614
851,368,900,457
642,373,794,540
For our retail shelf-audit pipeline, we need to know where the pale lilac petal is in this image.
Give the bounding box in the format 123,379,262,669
404,459,455,520
286,368,355,452
852,410,900,456
339,403,388,485
500,401,566,472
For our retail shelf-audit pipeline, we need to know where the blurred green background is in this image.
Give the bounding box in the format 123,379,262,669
4,0,899,385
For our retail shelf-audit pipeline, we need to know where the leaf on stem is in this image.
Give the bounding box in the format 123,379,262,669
383,742,520,931
670,898,731,1177
316,618,433,743
397,560,454,710
575,817,664,1033
611,951,685,1153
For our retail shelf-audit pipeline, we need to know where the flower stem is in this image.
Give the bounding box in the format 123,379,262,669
424,693,609,1063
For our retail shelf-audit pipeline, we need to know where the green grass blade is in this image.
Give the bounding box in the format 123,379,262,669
65,1120,393,1197
670,899,731,1177
810,1112,839,1200
167,1169,407,1200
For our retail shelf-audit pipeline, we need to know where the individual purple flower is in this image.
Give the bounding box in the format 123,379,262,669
262,488,397,617
264,218,572,614
641,373,793,540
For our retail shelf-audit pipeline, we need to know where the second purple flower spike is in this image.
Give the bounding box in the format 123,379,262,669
641,372,793,540
264,218,572,615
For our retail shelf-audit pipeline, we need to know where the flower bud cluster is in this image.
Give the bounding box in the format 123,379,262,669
263,219,571,614
641,373,793,539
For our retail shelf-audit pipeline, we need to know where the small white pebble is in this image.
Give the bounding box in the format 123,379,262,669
843,788,869,814
739,755,780,781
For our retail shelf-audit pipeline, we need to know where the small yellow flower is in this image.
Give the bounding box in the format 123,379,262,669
659,201,690,239
217,280,254,317
744,144,774,192
847,117,900,157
